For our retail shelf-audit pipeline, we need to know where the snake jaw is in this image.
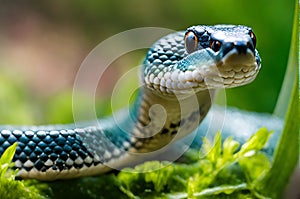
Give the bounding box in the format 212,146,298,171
215,48,261,88
172,49,259,92
144,47,260,94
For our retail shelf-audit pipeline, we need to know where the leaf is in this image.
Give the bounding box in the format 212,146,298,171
223,137,240,161
0,142,46,199
144,162,173,192
0,142,18,178
117,168,139,190
118,161,173,195
235,128,272,157
202,131,222,164
238,152,271,182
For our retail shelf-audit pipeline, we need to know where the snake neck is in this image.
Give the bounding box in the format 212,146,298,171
119,87,215,152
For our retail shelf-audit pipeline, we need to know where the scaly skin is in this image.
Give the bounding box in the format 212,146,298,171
0,25,261,180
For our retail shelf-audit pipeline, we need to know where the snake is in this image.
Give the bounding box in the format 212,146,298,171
0,25,261,181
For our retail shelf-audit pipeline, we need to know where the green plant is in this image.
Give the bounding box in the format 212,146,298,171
117,128,273,199
0,143,46,199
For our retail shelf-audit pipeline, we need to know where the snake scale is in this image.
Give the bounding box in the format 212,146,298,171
0,25,261,180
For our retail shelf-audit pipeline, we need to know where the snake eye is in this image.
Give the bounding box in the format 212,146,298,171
209,40,222,52
184,31,198,53
249,31,256,48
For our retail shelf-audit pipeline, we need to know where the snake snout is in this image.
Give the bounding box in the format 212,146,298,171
221,40,255,59
234,41,255,54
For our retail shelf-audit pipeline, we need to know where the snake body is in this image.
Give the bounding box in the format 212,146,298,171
0,25,261,180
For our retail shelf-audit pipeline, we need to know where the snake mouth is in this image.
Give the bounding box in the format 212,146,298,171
193,48,260,89
214,49,260,88
145,48,261,95
173,50,260,93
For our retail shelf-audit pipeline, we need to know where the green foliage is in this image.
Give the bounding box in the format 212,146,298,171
46,175,124,199
119,161,174,193
0,143,46,199
0,143,18,179
235,128,273,157
116,128,273,199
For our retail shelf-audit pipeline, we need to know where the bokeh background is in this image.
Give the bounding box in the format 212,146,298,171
0,0,295,124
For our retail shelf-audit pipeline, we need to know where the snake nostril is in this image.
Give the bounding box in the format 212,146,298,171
222,42,234,56
235,42,248,54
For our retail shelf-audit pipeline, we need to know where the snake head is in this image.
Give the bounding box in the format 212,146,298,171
143,25,261,95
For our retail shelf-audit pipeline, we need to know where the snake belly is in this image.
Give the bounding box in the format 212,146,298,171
0,25,261,180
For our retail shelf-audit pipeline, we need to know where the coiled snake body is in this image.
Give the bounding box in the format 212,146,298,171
0,25,261,180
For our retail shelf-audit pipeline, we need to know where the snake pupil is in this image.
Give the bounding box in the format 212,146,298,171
184,31,198,53
210,40,221,52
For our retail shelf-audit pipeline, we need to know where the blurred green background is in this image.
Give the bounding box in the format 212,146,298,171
0,0,295,125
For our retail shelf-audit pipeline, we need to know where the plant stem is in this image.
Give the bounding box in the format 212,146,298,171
255,1,299,198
